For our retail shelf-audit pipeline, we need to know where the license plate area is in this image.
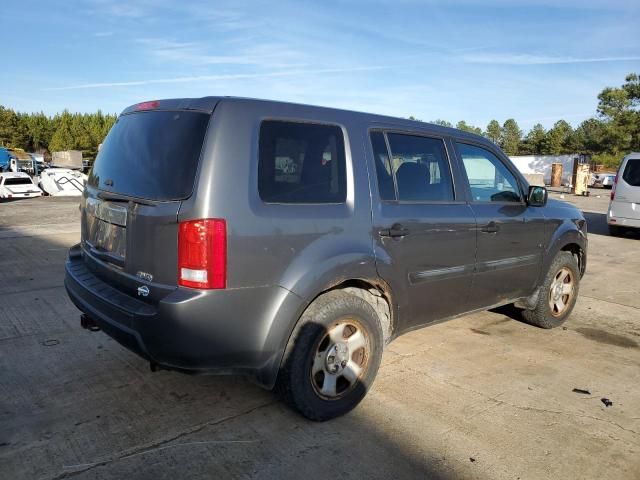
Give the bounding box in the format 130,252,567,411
85,198,127,259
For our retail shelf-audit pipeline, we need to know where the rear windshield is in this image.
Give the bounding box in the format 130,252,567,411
4,177,33,185
622,159,640,187
88,111,210,200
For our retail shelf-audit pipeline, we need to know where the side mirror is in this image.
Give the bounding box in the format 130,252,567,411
527,185,548,207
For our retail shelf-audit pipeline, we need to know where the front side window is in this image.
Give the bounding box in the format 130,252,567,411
622,159,640,187
385,133,454,202
457,143,521,203
258,121,347,203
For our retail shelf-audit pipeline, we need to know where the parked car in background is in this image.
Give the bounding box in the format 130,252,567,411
65,97,588,421
608,153,640,236
38,168,87,196
0,172,43,199
590,172,616,188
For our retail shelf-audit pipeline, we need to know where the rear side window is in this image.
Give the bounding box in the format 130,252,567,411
88,111,210,200
258,121,347,203
385,133,454,202
622,159,640,186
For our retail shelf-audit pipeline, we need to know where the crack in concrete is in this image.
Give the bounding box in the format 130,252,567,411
402,366,640,439
0,284,65,299
581,294,640,311
45,400,276,480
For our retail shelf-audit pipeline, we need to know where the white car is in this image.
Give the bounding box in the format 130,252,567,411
0,172,43,199
608,153,640,235
590,172,616,188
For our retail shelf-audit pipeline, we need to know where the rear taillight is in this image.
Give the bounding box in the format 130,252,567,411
178,219,226,289
611,174,618,200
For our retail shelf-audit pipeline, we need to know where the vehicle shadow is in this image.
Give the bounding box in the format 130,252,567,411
582,210,639,238
0,216,451,480
489,303,523,322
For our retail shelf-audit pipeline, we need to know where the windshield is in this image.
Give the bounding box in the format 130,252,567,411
88,110,210,200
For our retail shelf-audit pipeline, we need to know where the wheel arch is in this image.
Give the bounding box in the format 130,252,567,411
560,242,586,277
262,274,395,388
541,223,587,284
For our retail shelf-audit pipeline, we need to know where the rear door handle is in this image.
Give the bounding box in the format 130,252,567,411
379,223,409,238
481,221,499,234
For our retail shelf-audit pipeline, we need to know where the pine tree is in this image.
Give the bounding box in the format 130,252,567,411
501,119,522,155
485,120,501,145
49,110,75,152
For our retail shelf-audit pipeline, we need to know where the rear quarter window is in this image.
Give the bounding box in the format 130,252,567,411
258,121,347,203
622,159,640,186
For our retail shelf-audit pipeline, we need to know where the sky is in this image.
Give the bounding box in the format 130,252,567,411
2,0,640,131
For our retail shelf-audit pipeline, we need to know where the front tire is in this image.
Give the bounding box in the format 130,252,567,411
276,290,383,421
522,251,580,329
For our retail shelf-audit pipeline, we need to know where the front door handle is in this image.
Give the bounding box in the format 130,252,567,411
379,223,409,238
481,221,500,234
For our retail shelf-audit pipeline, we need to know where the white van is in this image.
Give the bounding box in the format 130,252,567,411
608,153,640,235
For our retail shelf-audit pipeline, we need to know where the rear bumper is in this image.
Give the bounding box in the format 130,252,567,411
607,201,640,229
64,245,303,388
0,192,41,198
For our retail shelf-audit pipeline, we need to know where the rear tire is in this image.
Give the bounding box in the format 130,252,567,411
522,251,580,329
276,290,383,421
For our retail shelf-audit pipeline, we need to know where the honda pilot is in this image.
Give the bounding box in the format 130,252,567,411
65,97,587,421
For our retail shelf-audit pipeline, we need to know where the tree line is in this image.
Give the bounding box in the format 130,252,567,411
1,73,638,167
417,73,638,168
0,108,116,163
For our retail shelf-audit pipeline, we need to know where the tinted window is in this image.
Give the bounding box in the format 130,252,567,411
622,159,640,186
4,177,33,185
88,111,210,200
386,133,454,202
370,131,395,200
457,143,521,202
258,121,347,203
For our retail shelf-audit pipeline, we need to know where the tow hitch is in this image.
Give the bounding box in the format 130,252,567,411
80,314,101,331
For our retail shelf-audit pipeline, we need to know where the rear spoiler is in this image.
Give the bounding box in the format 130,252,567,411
121,97,220,115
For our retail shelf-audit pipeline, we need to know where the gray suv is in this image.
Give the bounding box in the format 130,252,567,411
65,97,587,420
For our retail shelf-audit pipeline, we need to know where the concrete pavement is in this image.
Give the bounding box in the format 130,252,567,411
0,192,638,480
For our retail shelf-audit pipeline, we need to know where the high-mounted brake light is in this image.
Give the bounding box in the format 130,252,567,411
135,100,160,111
178,219,227,289
611,174,618,200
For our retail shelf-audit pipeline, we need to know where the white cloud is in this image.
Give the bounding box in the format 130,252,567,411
43,66,388,91
136,38,305,68
462,52,640,65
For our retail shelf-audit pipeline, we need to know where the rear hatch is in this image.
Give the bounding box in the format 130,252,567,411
81,102,213,302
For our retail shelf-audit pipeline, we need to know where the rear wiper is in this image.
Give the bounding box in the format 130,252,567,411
97,191,155,206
